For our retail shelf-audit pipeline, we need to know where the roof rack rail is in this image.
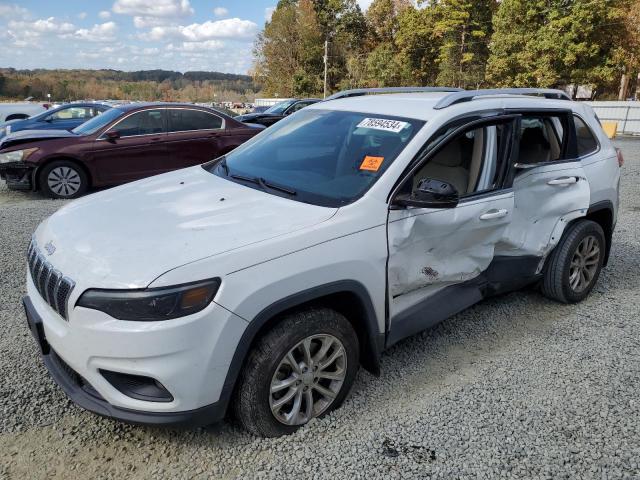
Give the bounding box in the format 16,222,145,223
433,88,571,109
324,86,463,101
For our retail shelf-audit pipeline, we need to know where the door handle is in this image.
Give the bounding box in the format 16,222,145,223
479,209,508,220
548,176,578,186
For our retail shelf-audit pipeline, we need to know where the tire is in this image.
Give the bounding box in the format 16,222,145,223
541,220,605,303
234,308,360,437
39,160,88,199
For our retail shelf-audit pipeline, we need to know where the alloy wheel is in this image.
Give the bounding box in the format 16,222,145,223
269,334,347,426
47,166,81,197
569,235,600,293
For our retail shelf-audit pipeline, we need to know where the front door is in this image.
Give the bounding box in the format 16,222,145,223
498,112,591,259
387,117,517,345
90,108,168,185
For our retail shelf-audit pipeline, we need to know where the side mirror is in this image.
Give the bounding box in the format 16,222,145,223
105,130,120,141
394,178,459,209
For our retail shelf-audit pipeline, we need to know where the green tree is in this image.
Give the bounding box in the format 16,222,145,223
434,0,496,88
395,5,441,86
252,0,324,96
487,0,626,95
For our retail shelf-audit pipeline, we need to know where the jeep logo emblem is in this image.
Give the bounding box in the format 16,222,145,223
44,241,56,256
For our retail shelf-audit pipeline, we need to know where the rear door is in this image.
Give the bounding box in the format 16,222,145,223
387,116,518,345
90,108,168,184
498,111,591,259
165,108,225,168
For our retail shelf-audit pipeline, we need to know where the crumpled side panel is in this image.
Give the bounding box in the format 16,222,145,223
496,166,591,259
388,194,514,298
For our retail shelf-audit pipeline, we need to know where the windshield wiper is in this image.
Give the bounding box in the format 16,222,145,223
261,178,297,196
230,173,296,196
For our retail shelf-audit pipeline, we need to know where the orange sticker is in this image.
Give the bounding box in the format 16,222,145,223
360,155,384,172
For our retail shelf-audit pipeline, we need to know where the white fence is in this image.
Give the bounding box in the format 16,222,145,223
586,101,640,136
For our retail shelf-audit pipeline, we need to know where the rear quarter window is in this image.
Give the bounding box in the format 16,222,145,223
574,115,599,157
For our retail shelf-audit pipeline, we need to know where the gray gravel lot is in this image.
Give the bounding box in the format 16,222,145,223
1,139,639,479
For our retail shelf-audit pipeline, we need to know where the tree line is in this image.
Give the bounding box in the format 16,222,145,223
252,0,640,100
0,69,258,103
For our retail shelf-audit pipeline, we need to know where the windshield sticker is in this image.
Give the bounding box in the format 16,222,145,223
360,155,385,172
357,118,409,133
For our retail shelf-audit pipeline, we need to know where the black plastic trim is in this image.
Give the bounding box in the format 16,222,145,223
586,200,615,266
23,296,224,427
387,255,543,347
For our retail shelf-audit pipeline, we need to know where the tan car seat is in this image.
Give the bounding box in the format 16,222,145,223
413,139,470,195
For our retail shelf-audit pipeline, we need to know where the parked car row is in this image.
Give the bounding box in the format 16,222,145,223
0,102,263,198
0,98,321,198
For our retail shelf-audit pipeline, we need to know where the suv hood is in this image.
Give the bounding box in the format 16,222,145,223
0,129,77,149
34,166,337,289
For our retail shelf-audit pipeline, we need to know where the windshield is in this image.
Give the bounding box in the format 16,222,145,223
264,100,296,115
72,108,124,135
206,109,424,207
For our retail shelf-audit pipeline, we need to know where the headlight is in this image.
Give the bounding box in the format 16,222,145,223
0,147,38,164
0,125,10,137
76,278,221,321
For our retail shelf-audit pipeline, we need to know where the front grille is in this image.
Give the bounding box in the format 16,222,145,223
27,239,75,320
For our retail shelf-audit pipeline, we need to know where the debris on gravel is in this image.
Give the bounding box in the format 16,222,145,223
1,139,639,479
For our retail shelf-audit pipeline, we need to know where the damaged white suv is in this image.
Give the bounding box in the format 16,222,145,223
24,88,621,437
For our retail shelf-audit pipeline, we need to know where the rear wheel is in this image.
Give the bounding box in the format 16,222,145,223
39,160,88,199
234,308,359,437
541,220,605,303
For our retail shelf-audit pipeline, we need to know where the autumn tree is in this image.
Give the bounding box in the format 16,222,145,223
252,0,324,96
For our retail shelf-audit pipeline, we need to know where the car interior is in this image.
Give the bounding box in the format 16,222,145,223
411,116,565,197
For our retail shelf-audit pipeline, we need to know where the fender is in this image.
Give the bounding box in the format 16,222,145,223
215,280,384,415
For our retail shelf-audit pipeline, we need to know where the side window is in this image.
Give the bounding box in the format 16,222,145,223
409,122,510,197
574,115,598,156
48,107,93,121
168,109,222,133
114,110,165,137
287,102,310,114
517,115,565,165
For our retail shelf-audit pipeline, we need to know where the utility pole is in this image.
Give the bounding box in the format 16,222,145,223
323,39,328,99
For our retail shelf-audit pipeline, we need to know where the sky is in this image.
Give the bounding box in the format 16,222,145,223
0,0,374,75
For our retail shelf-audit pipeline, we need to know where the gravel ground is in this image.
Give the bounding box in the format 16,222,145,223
1,139,639,479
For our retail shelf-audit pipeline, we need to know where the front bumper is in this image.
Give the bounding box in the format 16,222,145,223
24,274,249,427
0,162,34,190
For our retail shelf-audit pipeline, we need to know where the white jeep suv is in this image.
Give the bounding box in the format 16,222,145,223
24,88,621,437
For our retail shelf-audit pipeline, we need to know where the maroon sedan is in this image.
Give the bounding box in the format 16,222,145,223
0,103,263,198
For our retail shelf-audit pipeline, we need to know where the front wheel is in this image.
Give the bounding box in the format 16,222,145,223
39,160,88,199
234,308,359,437
541,220,605,303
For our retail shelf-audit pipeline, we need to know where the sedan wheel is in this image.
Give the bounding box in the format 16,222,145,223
39,160,88,199
47,166,82,197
